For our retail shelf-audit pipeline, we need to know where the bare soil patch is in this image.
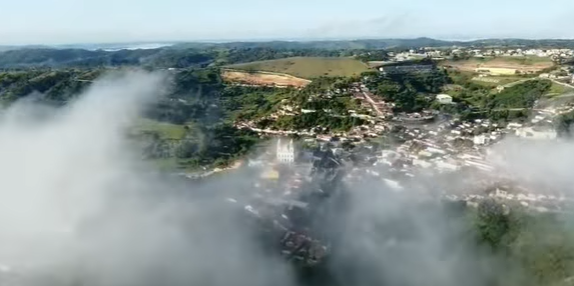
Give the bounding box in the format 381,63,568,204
221,69,311,88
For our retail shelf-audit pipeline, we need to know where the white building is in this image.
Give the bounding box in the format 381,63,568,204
436,94,453,104
473,135,489,145
277,138,296,164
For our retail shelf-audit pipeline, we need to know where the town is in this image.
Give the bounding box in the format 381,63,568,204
213,51,574,265
224,45,574,217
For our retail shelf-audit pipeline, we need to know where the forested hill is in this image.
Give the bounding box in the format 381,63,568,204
0,48,214,69
176,38,574,49
4,37,574,69
6,37,574,56
0,47,349,69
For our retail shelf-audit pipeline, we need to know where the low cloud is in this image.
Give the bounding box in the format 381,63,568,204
0,70,294,286
1,69,572,286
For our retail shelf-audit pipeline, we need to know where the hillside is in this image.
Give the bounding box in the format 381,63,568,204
0,69,105,102
0,48,215,69
226,57,370,79
171,37,574,50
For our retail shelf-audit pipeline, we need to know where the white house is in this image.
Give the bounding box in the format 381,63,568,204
277,138,296,164
436,94,453,104
473,135,489,145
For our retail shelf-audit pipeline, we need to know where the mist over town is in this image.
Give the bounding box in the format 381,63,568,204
3,1,574,285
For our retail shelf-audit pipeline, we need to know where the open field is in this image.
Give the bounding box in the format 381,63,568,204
547,81,574,96
133,118,187,140
471,76,531,87
226,57,370,79
221,69,311,88
441,56,554,73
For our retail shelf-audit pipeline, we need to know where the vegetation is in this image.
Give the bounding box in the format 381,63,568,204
306,198,574,286
0,43,567,170
354,50,390,63
467,56,554,66
443,70,554,123
487,79,551,110
134,119,188,140
364,69,451,112
225,57,370,78
555,109,574,137
548,82,574,96
221,77,366,131
0,48,215,69
0,69,104,102
5,41,574,286
470,200,574,286
169,37,574,50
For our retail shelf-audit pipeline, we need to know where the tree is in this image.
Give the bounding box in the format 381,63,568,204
476,199,510,249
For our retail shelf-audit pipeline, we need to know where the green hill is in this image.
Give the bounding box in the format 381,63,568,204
226,57,370,79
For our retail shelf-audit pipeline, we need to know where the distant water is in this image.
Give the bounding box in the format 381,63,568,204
98,43,174,51
88,43,174,51
49,42,175,51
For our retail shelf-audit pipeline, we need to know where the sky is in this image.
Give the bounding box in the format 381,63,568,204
1,0,574,45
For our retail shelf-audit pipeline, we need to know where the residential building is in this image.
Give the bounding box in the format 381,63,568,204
436,94,453,104
473,135,489,145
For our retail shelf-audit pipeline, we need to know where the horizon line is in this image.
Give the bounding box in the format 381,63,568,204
3,36,574,48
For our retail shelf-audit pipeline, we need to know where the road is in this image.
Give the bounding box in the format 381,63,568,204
500,78,531,88
550,79,574,90
361,91,383,116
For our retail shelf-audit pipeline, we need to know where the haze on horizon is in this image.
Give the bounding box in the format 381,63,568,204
1,0,574,45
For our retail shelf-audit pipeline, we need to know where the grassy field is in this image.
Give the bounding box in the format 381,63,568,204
547,82,574,97
441,56,554,73
471,76,531,88
477,56,553,66
133,118,187,140
226,57,370,79
131,119,201,171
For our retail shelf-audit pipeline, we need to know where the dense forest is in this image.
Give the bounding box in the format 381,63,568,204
364,68,451,112
0,47,350,69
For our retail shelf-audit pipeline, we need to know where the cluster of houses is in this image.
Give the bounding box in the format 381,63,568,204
238,102,574,220
383,47,574,62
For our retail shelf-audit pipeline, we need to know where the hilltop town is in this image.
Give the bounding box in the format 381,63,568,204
217,44,574,219
4,37,574,286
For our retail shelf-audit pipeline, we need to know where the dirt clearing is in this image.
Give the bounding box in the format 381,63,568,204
221,69,311,88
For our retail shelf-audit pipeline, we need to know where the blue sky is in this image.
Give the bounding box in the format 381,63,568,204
1,0,573,45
